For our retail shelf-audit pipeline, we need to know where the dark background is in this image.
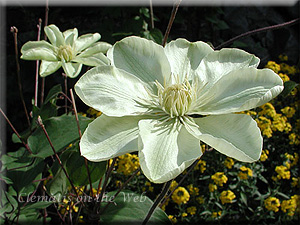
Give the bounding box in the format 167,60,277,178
3,4,300,152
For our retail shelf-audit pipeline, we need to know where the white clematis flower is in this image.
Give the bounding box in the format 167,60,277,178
21,24,112,78
75,36,283,183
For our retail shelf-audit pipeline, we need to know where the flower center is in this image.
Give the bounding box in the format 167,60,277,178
57,45,75,62
157,77,195,118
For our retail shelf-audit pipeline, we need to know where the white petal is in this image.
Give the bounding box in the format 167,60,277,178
107,36,171,85
192,67,283,115
20,41,58,61
62,62,82,78
75,33,101,53
75,66,153,117
196,48,260,89
73,53,110,67
193,114,262,162
80,115,141,161
79,42,112,57
138,119,202,183
40,61,62,77
164,38,213,82
63,28,78,46
44,24,65,47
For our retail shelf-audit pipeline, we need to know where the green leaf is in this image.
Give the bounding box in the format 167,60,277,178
100,191,171,224
279,80,298,98
240,192,248,205
28,114,92,158
43,84,62,104
64,147,107,186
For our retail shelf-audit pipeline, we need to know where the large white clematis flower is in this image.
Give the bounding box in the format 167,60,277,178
21,24,112,78
75,36,283,183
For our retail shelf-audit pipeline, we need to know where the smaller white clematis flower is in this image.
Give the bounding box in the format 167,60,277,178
75,36,283,183
21,24,112,78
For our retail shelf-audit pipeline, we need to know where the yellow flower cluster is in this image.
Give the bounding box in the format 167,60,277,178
211,172,228,187
289,133,300,145
278,54,288,61
281,106,296,118
281,195,300,216
116,153,139,175
280,63,298,75
264,196,280,212
255,103,292,138
224,157,234,169
171,186,190,205
208,183,217,192
260,149,269,162
142,181,154,192
219,190,236,204
187,206,197,215
274,165,290,180
187,184,199,196
86,107,102,118
284,153,299,168
193,159,206,173
238,166,253,180
196,196,205,204
265,61,281,73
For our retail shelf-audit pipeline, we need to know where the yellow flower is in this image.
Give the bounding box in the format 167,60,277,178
209,183,217,192
281,198,297,216
260,149,269,162
278,73,290,82
255,116,273,138
292,195,300,214
170,180,178,191
289,133,300,145
86,107,102,118
117,153,139,175
211,172,228,187
211,211,222,218
238,166,253,180
187,184,199,196
168,215,177,224
280,63,298,75
271,114,289,132
258,103,277,118
219,190,236,204
171,187,190,205
265,61,280,73
187,206,197,215
264,197,280,212
224,157,234,169
275,165,290,180
193,160,206,173
281,106,296,118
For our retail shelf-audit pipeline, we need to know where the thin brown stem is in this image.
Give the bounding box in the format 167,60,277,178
40,1,49,105
100,167,142,214
36,116,84,207
215,18,300,50
10,26,31,128
70,89,94,197
142,180,172,225
159,157,201,208
0,107,32,154
162,0,182,47
149,0,154,29
34,19,42,107
97,158,117,213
